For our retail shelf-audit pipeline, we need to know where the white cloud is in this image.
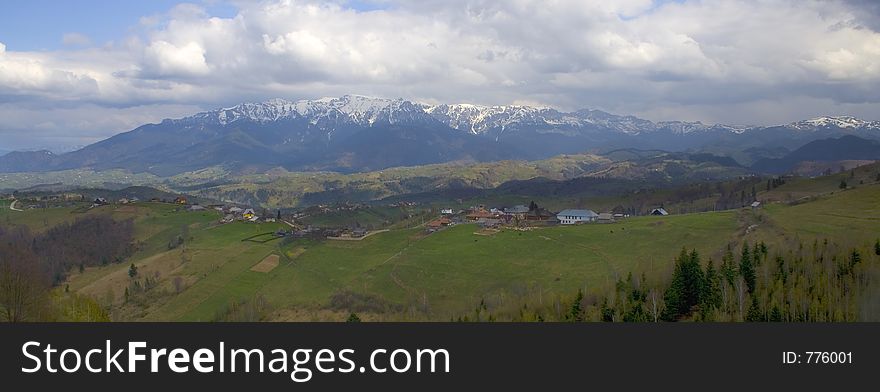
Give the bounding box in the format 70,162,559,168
142,40,211,77
1,0,880,149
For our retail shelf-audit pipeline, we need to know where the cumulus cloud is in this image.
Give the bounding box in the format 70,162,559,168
1,0,880,149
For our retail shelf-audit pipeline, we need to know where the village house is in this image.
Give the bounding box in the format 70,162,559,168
598,213,615,222
466,209,495,221
228,206,244,214
556,209,599,225
750,201,762,209
426,217,452,232
242,208,256,220
504,205,530,218
651,208,669,216
441,208,454,215
93,197,108,205
524,207,555,222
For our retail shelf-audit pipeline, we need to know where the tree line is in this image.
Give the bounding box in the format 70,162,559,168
0,215,135,322
456,238,880,322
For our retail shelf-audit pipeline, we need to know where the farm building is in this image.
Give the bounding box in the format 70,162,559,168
426,217,452,232
504,205,530,218
466,209,495,220
556,209,599,224
750,201,762,209
243,208,256,220
441,208,454,214
651,208,669,216
174,196,188,205
598,213,614,222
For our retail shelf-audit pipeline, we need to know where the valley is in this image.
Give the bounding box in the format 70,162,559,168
3,163,878,321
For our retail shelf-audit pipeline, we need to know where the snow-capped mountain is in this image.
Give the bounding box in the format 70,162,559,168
786,116,880,131
183,95,432,127
2,95,879,176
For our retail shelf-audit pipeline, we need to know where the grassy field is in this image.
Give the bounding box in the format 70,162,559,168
11,168,876,321
57,203,743,321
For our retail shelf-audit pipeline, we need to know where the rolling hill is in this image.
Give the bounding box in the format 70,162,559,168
751,135,880,174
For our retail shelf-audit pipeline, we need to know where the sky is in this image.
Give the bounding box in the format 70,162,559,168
1,0,880,151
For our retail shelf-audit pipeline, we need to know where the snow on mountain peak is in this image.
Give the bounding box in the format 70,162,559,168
181,96,879,137
788,116,879,130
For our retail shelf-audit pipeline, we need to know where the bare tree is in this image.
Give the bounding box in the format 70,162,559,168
173,276,184,294
0,251,47,322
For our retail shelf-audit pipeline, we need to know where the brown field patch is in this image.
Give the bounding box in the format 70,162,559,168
250,254,280,273
285,247,306,259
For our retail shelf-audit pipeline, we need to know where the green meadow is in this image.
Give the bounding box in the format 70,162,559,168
6,173,878,321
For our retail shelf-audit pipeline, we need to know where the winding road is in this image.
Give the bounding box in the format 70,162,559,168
9,199,23,211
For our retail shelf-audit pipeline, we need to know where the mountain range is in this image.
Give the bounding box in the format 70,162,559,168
2,95,879,176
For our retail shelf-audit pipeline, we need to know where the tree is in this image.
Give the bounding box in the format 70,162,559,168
128,263,138,278
875,239,880,256
701,259,722,314
567,289,584,322
346,313,361,322
839,179,847,190
661,249,705,321
746,296,763,322
172,276,184,294
0,251,48,322
739,244,756,294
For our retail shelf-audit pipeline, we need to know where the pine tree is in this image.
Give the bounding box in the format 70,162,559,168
128,263,138,278
746,296,763,322
661,249,705,321
568,289,584,322
702,259,722,312
875,239,880,256
740,244,756,294
599,297,614,322
839,179,847,189
769,305,782,322
346,313,361,322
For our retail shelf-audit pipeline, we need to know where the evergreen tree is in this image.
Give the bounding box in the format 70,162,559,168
721,245,737,286
839,179,847,189
746,296,763,322
769,305,782,322
701,259,722,312
567,289,584,322
346,313,361,322
740,244,756,294
599,297,614,322
128,263,138,278
661,249,705,320
875,239,880,256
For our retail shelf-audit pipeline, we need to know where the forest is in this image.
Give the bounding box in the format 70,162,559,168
485,239,880,322
0,215,135,322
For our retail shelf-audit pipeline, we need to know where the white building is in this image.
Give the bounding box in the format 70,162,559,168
556,209,599,225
